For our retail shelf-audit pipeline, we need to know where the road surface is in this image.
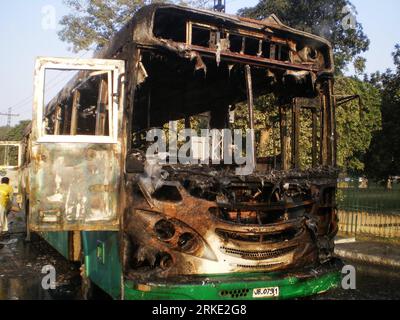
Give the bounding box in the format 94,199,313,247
1,230,400,300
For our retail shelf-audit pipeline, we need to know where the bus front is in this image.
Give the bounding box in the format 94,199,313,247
123,4,342,300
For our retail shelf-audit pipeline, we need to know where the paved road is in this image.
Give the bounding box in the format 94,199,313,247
318,260,400,300
0,210,82,300
1,231,400,300
0,233,82,300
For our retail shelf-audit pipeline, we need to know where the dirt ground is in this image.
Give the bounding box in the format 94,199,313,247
0,210,82,300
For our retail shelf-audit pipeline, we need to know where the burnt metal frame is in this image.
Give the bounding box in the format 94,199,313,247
32,57,125,144
276,82,336,172
0,141,23,169
183,20,325,73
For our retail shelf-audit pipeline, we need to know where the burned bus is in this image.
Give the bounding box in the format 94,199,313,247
22,4,342,299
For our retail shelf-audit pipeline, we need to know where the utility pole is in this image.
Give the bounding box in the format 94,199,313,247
213,0,226,12
0,108,20,127
0,108,19,167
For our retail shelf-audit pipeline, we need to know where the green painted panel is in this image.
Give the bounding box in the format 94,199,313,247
43,230,341,301
41,232,70,259
82,231,122,299
124,271,341,300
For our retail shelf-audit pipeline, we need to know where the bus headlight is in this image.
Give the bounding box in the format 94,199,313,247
159,253,174,270
136,209,217,261
178,232,198,253
154,219,175,241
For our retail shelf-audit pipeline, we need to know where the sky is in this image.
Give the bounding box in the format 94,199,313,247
0,0,399,126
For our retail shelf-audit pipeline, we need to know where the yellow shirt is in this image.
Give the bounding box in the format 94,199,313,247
0,183,13,209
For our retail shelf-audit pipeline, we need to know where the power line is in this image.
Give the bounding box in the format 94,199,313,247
0,108,20,127
5,71,74,114
6,96,33,111
1,47,96,115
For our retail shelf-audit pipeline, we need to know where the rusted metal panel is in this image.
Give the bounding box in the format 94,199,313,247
123,164,338,279
29,57,125,232
29,143,121,231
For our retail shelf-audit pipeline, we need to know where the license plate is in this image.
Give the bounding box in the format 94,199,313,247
253,287,280,298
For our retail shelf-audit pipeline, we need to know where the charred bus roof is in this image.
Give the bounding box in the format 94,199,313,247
44,3,334,119
127,4,334,73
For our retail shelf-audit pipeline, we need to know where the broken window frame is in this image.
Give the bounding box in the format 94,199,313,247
33,57,125,144
185,21,292,64
187,22,215,42
0,142,22,169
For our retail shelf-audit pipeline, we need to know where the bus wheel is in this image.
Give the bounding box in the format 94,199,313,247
80,263,93,300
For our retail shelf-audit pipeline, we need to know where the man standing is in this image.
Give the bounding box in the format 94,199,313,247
0,177,13,240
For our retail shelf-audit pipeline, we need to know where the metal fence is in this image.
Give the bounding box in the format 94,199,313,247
338,185,400,215
338,211,400,239
337,184,400,238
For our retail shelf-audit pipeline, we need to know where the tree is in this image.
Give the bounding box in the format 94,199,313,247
238,0,370,74
59,0,211,52
335,77,381,174
0,120,31,141
365,45,400,180
224,75,381,174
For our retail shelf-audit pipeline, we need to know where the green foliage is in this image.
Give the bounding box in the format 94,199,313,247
365,45,400,180
334,77,381,173
238,0,370,74
232,94,280,160
353,57,366,76
0,121,30,167
230,76,381,173
0,145,19,167
0,120,31,141
59,0,211,52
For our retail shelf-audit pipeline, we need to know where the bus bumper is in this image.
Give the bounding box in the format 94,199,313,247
123,259,343,300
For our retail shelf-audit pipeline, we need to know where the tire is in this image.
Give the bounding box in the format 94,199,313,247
80,263,93,300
